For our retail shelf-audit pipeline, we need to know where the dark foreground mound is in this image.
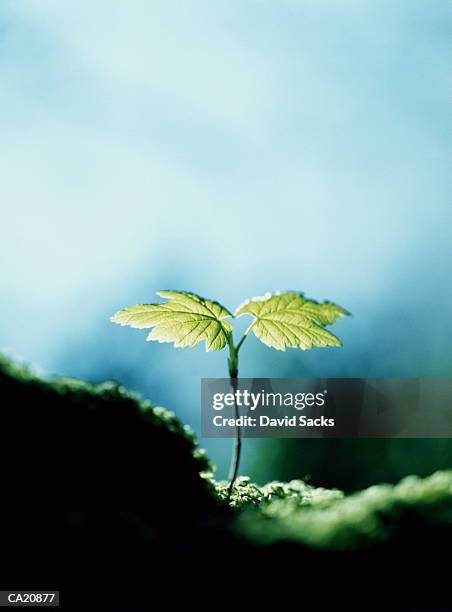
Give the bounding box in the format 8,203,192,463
0,356,219,605
1,356,452,611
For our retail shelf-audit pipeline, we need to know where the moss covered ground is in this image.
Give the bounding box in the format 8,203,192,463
1,355,451,610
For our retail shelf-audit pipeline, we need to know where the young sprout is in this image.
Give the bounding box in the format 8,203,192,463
111,290,350,497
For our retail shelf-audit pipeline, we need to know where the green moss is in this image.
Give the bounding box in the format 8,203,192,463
237,470,452,550
214,476,343,510
215,477,264,508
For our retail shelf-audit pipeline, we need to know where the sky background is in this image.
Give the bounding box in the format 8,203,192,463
1,1,451,479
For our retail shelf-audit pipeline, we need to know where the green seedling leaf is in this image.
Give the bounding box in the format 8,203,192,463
111,290,233,352
235,291,349,351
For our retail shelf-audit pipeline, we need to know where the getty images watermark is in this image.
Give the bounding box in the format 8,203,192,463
211,387,332,428
201,378,452,438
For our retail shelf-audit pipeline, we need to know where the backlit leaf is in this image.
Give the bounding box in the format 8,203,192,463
111,290,232,352
235,292,349,351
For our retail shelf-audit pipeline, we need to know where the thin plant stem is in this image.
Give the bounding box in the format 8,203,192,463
227,376,240,500
226,334,241,500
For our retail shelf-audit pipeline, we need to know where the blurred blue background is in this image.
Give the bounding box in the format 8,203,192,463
1,1,451,482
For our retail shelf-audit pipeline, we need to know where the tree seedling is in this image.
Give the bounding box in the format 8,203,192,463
111,290,350,497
